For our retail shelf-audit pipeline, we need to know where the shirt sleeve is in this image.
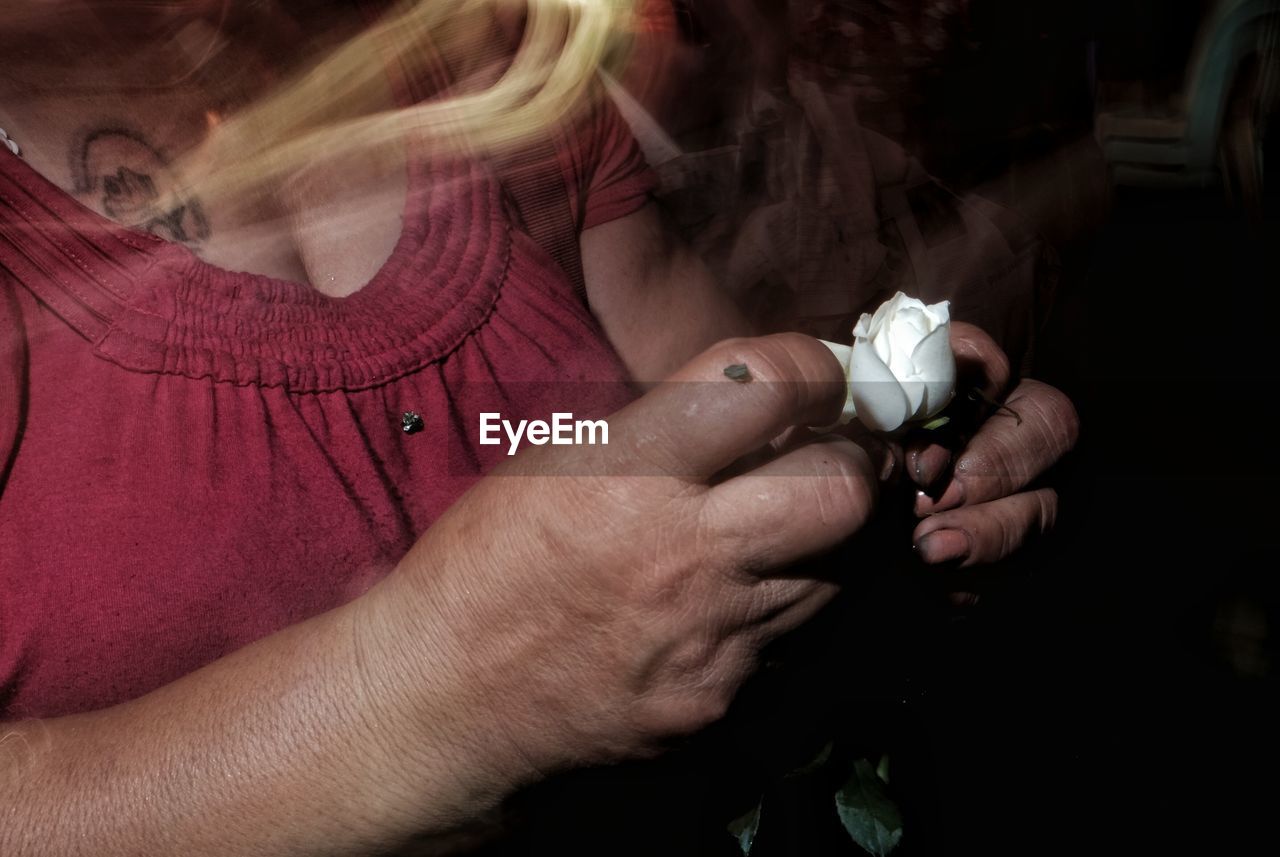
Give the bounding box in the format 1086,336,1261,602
556,87,658,232
0,275,26,497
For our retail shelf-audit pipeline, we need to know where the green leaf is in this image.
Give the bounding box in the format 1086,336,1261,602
920,416,951,430
835,759,904,857
785,740,835,779
727,799,762,855
875,753,891,785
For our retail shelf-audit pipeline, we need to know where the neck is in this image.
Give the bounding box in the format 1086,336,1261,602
0,2,352,92
0,2,216,53
0,0,409,296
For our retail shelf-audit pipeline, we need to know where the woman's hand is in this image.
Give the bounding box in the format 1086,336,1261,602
0,333,876,857
906,322,1080,569
362,333,879,805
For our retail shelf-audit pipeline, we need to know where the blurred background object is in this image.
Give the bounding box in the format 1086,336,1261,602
1096,0,1279,223
488,3,1279,853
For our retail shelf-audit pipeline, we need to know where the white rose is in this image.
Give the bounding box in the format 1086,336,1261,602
820,292,956,432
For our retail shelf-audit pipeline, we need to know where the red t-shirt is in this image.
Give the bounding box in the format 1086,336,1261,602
0,97,655,719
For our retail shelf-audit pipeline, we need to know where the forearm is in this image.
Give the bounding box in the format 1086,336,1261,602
607,250,752,384
583,203,754,385
0,582,521,856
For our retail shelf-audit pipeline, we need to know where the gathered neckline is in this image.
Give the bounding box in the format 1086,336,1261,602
0,135,512,392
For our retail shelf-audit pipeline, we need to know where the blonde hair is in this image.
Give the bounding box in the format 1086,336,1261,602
189,0,637,205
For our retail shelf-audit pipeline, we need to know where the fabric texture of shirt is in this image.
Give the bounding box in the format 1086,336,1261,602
0,88,655,719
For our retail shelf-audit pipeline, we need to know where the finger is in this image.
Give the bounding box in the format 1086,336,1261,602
830,421,902,483
608,333,847,482
913,487,1059,566
950,321,1011,401
713,423,898,484
752,578,842,640
905,440,953,493
704,434,878,571
903,322,1008,490
711,424,820,483
915,379,1079,515
716,576,843,638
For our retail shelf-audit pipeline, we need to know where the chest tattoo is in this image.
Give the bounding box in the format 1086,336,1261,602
69,126,212,248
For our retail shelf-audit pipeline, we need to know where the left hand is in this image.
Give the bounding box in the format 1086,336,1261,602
904,321,1079,571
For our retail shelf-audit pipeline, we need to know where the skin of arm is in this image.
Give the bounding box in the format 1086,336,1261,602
0,44,1076,856
0,7,1080,856
581,201,752,385
0,147,1076,857
0,332,878,857
0,582,533,857
0,32,839,851
583,199,1080,570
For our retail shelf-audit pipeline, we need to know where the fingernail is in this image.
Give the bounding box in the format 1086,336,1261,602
914,446,951,491
916,529,970,565
915,479,965,515
880,452,898,482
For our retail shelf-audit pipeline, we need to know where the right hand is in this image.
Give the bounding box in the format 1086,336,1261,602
362,333,878,799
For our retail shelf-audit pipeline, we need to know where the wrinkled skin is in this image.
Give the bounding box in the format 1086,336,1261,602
909,322,1079,579
367,328,1078,786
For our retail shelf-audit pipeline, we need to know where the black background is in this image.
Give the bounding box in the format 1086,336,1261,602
483,2,1280,853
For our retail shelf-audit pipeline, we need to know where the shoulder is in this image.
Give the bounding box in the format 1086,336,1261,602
550,85,657,232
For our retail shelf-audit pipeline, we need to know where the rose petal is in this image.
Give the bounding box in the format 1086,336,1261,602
818,340,857,425
898,307,931,340
819,340,853,372
889,292,926,315
863,292,907,337
909,325,957,419
924,299,951,325
849,338,910,432
888,307,929,365
900,378,927,418
852,311,874,339
874,335,895,368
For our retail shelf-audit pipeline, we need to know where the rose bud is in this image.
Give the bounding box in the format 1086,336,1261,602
820,292,956,432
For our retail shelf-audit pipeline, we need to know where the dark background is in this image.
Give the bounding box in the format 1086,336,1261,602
877,1,1280,853
486,2,1280,853
723,1,1280,851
